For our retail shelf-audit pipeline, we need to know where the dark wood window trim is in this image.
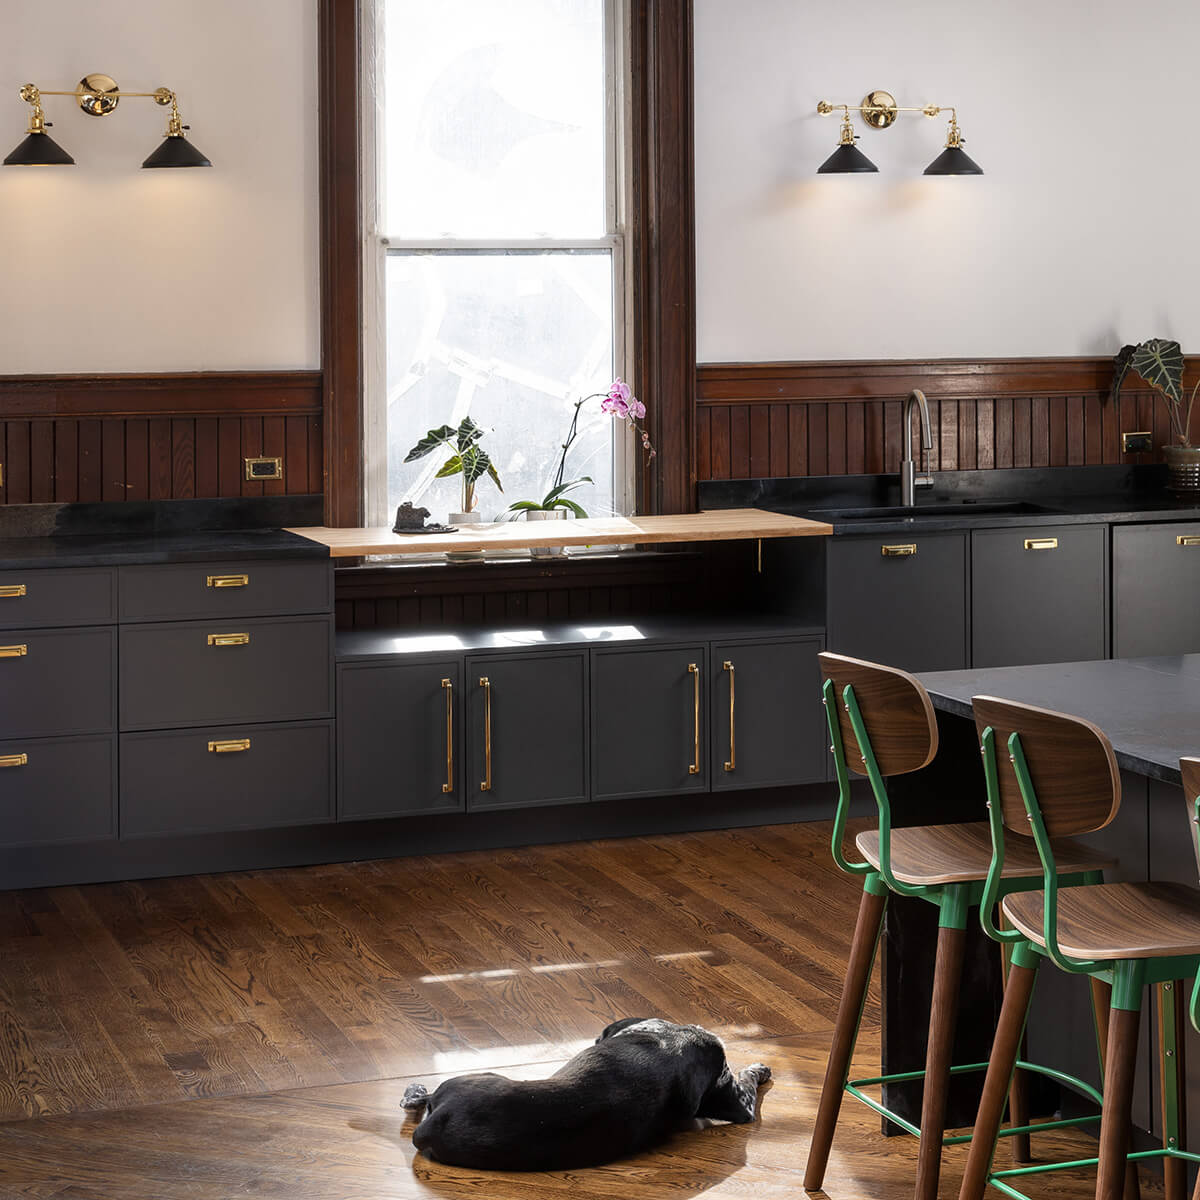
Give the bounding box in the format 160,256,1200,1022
317,0,696,526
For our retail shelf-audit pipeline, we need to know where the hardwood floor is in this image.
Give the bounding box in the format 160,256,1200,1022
0,821,1161,1197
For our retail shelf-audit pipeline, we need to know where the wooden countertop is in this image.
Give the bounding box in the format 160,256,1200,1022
286,508,832,557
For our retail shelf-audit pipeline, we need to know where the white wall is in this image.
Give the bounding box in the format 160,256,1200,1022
695,0,1200,363
0,0,319,374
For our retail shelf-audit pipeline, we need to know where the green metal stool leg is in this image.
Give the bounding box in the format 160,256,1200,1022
1158,980,1188,1200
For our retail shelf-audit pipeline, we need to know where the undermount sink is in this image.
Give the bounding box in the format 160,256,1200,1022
811,500,1060,522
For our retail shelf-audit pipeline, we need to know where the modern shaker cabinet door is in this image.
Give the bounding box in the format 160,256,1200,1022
337,659,464,819
710,638,825,791
972,524,1108,668
120,615,333,730
465,652,588,812
0,568,116,629
1114,522,1200,657
0,734,117,847
826,534,968,672
0,626,116,737
591,645,708,800
119,560,332,622
120,721,335,837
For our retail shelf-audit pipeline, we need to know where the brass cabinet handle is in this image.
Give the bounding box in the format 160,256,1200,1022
207,574,249,588
881,544,917,557
479,676,492,792
1024,537,1059,551
0,753,28,768
441,678,454,794
1178,535,1200,547
0,644,27,658
208,738,251,753
688,663,701,775
207,632,250,647
723,660,736,772
0,585,26,598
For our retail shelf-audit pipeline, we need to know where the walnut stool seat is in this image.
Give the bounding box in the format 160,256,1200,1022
856,821,1115,887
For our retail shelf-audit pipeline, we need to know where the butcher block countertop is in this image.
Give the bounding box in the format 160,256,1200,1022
286,508,833,557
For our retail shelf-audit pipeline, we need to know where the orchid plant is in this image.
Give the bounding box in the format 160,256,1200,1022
507,377,656,519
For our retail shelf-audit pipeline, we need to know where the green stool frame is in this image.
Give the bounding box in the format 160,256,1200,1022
805,656,1112,1200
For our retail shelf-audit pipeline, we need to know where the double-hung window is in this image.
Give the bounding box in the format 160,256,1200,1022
365,0,628,526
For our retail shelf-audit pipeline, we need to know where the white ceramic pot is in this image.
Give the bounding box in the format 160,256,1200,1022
447,510,484,560
525,508,566,557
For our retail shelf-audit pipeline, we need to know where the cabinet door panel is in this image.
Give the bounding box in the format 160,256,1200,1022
827,534,968,672
972,524,1108,668
710,638,825,791
0,734,116,847
0,626,115,737
338,659,464,819
1114,522,1200,657
466,652,588,811
0,568,116,629
592,645,708,800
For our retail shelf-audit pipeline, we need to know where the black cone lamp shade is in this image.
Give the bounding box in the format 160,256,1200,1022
4,130,74,165
142,133,212,168
923,145,983,175
817,142,878,174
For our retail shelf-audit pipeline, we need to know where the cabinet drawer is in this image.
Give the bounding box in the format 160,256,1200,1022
0,626,116,737
120,721,334,837
119,559,331,622
0,734,117,847
119,615,333,730
0,568,116,629
1114,523,1200,657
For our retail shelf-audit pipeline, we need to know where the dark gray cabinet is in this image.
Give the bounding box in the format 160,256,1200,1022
337,659,464,819
1114,522,1200,658
710,637,825,791
465,652,588,811
827,533,968,672
0,568,116,629
0,734,117,847
118,560,332,622
0,626,116,738
592,644,709,800
972,524,1108,668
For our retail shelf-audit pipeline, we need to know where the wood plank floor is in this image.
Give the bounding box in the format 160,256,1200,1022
0,821,1162,1198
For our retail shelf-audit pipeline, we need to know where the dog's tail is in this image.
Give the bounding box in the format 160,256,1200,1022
401,1083,430,1114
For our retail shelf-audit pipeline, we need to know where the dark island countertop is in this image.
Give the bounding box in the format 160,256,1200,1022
919,655,1200,785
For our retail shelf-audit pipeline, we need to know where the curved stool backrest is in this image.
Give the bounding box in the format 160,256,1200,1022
1181,757,1200,881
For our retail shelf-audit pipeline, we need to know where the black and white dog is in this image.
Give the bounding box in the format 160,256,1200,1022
400,1017,771,1171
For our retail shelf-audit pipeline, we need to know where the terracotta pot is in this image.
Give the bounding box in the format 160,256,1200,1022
1163,444,1200,495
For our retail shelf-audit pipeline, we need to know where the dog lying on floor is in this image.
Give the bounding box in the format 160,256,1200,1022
400,1017,771,1171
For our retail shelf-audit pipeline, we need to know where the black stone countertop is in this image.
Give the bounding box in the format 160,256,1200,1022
919,655,1200,785
699,465,1200,535
0,529,329,571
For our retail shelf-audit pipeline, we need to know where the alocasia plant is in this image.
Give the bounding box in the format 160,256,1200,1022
404,417,502,514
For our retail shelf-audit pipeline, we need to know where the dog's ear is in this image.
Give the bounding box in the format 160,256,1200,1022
596,1017,651,1043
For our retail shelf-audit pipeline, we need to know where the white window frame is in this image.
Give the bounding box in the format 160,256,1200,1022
360,0,633,527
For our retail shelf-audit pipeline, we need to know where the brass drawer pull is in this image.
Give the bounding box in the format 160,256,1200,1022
723,660,736,773
441,678,454,794
0,644,27,658
0,585,26,598
208,738,251,753
1024,537,1059,551
881,544,917,557
207,574,249,588
207,632,250,647
479,676,492,792
1178,535,1200,547
688,663,701,775
0,753,28,768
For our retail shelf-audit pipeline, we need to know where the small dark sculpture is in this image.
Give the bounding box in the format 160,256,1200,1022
393,502,431,532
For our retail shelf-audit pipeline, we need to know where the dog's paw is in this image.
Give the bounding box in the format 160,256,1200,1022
401,1083,430,1110
747,1063,771,1085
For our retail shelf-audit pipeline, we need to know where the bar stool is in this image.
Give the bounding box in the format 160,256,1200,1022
958,704,1200,1200
806,654,1116,1200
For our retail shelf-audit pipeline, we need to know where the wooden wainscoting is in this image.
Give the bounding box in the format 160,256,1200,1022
696,357,1197,481
0,372,323,503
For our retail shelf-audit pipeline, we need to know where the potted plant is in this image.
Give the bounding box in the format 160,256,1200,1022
403,417,503,526
507,378,655,557
1111,339,1200,493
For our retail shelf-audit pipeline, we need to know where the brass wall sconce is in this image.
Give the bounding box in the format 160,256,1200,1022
4,73,211,168
816,89,981,175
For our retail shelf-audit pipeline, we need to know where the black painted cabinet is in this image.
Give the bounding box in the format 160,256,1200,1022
710,637,825,791
1113,522,1200,657
826,533,969,672
971,524,1108,668
465,651,589,812
0,734,117,847
591,644,709,800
